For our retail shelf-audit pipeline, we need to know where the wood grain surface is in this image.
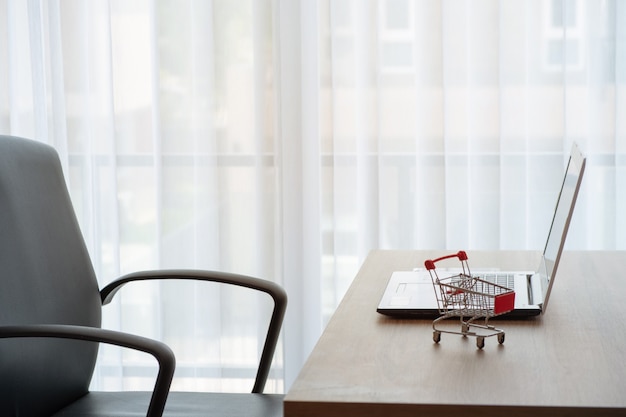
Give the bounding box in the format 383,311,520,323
285,250,626,417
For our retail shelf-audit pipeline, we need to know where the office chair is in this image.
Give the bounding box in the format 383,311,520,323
0,135,287,417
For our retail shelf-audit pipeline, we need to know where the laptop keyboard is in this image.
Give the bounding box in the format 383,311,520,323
479,273,515,289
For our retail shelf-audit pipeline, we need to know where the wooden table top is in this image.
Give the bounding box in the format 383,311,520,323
284,250,626,417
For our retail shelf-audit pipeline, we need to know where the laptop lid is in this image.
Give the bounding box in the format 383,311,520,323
377,143,586,317
536,142,586,312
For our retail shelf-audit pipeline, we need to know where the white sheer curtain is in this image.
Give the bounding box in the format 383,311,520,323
1,0,624,392
2,0,283,392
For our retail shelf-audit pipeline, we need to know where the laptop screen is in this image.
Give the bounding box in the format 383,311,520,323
539,143,586,309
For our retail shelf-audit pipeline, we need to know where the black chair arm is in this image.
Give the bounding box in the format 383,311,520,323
0,324,175,417
100,269,287,393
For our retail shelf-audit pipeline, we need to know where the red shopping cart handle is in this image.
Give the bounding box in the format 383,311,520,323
424,251,468,270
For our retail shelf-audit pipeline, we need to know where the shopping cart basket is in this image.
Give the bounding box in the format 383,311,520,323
424,251,515,349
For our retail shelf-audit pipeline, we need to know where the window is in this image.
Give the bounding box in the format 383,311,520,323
379,0,414,73
543,0,585,71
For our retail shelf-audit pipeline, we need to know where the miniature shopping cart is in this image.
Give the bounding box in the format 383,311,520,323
424,251,516,349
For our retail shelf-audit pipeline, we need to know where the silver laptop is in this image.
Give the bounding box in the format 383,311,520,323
377,143,586,318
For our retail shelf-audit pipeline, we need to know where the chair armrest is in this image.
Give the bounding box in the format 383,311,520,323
100,269,287,393
0,324,175,417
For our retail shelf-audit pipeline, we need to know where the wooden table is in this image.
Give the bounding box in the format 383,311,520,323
284,250,626,417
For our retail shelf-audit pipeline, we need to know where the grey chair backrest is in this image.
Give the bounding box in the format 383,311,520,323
0,135,102,415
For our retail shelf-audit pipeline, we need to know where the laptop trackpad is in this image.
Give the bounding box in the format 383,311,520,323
385,271,438,309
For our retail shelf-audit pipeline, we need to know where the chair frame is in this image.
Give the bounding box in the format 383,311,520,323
0,269,287,417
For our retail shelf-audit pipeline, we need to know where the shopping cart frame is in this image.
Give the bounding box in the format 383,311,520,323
425,251,516,349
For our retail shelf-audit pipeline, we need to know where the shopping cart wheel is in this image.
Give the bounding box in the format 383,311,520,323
433,331,441,343
476,336,485,349
497,333,505,344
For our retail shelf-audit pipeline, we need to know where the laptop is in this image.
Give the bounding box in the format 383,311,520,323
377,143,586,318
